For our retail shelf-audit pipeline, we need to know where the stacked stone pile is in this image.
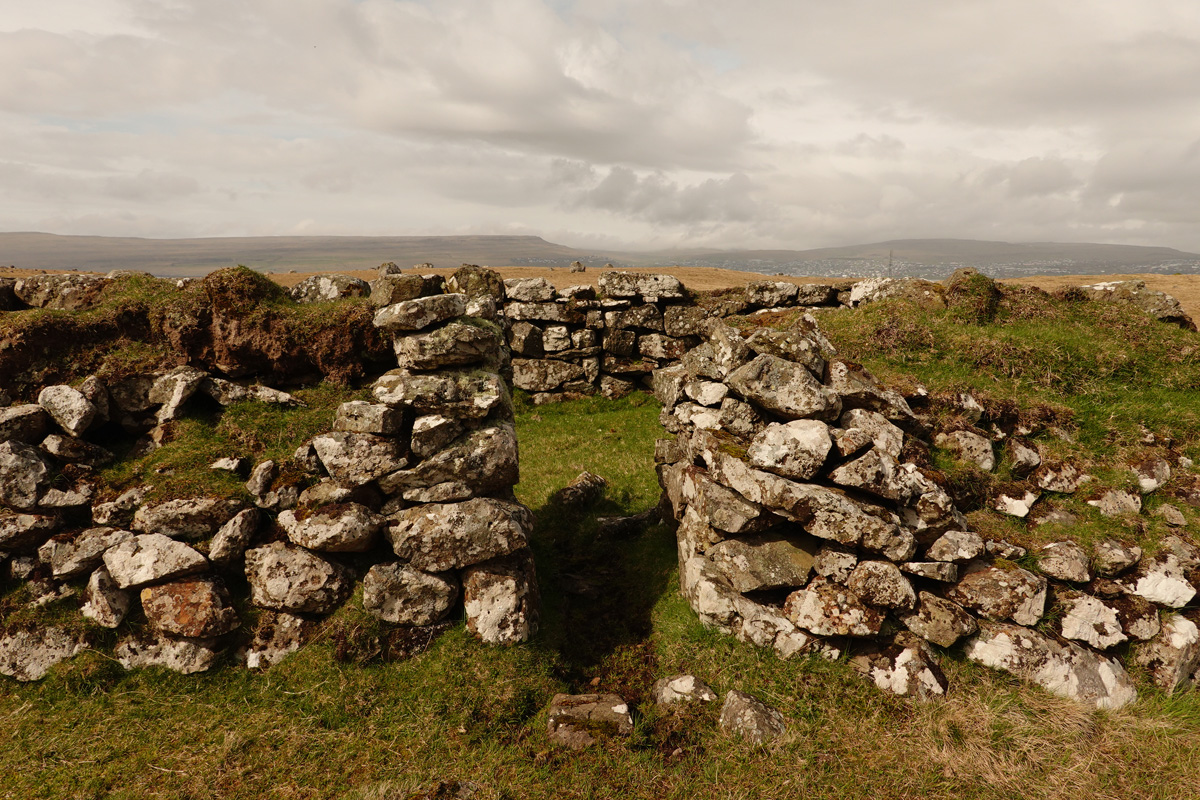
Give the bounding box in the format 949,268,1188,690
654,315,1199,709
0,266,538,680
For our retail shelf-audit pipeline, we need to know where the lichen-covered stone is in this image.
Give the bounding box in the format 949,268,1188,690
746,420,831,480
102,534,208,589
651,674,718,706
363,563,459,626
1058,591,1126,650
311,432,406,485
1037,541,1091,583
0,441,50,510
387,497,532,572
114,633,222,674
708,533,819,592
392,321,502,370
947,564,1047,627
726,354,841,421
784,576,884,637
547,692,634,749
926,531,985,563
372,293,468,332
1133,614,1200,692
37,384,97,436
850,632,948,701
132,497,243,541
372,369,510,420
81,566,132,628
278,503,382,553
38,526,133,579
243,542,354,614
718,690,786,744
898,592,977,647
377,424,519,502
141,578,241,638
935,431,995,471
846,561,915,610
463,549,539,645
1093,538,1142,577
0,628,85,681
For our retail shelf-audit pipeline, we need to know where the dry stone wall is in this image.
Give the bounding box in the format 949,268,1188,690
0,267,538,680
654,313,1200,710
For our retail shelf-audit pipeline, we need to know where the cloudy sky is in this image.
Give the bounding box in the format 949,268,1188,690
3,1,1200,252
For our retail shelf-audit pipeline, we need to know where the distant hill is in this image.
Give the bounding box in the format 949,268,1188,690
2,232,1198,280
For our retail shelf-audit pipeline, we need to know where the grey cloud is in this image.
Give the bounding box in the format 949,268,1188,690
571,166,758,225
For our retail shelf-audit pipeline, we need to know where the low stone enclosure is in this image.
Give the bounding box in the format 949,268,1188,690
1,264,1199,717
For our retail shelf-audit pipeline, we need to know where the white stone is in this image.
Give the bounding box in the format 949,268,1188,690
1059,593,1126,650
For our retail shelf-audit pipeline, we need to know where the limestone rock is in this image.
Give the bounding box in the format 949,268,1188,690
744,280,799,307
784,576,884,637
387,497,532,572
1118,553,1196,607
850,632,948,700
81,566,133,628
507,320,544,357
947,564,1047,626
1058,591,1126,650
813,545,858,583
746,420,831,480
846,561,915,610
91,486,149,526
0,440,50,510
963,621,1137,710
393,320,502,370
898,592,977,647
1132,457,1172,494
664,305,710,337
332,401,403,435
102,534,208,589
708,533,819,592
363,563,459,626
1007,439,1041,476
503,277,556,302
1093,539,1142,577
0,628,85,681
1035,462,1086,493
1037,541,1092,583
38,526,133,579
743,328,826,376
244,542,354,614
279,503,381,552
900,561,959,582
37,385,98,437
372,369,510,420
0,512,60,551
378,424,519,502
447,265,504,302
372,293,468,332
462,549,539,645
935,431,995,471
237,611,319,669
598,271,684,302
840,409,905,459
927,531,985,563
132,497,243,540
1155,504,1187,527
1134,614,1200,692
312,432,406,485
13,273,107,310
114,633,222,674
1110,593,1162,641
410,415,465,459
148,367,208,422
651,674,718,705
718,690,786,744
0,404,49,444
995,490,1039,518
511,359,585,392
683,380,729,407
727,354,841,421
208,508,260,566
1088,490,1142,517
141,578,241,638
826,361,915,425
289,273,369,303
547,693,634,749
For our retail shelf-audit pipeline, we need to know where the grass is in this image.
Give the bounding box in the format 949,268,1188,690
5,285,1200,798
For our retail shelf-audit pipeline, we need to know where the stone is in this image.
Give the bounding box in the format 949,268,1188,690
503,277,556,302
393,320,502,370
279,503,382,552
899,592,977,647
447,265,503,301
813,545,858,583
846,561,915,610
511,359,585,392
91,486,149,526
551,471,608,508
726,354,841,421
708,532,820,592
505,301,584,325
289,273,369,303
664,305,709,337
707,324,752,376
0,440,50,510
141,577,241,638
718,690,786,744
746,420,831,481
507,320,544,357
598,271,684,301
826,361,916,425
0,628,85,681
108,373,158,414
995,490,1039,518
372,293,468,332
0,512,60,551
547,693,634,749
851,632,948,701
81,566,133,628
963,621,1137,710
373,369,510,420
1093,539,1142,577
132,497,243,540
1037,541,1092,583
1081,279,1195,329
311,432,406,485
744,280,800,307
651,674,718,706
1134,614,1200,692
209,456,247,473
683,380,728,407
599,375,635,399
38,526,133,579
900,562,959,582
38,483,95,511
828,448,908,501
1088,490,1142,517
1155,504,1187,527
935,431,995,471
1007,439,1041,476
1110,594,1162,641
784,576,884,637
927,531,985,562
0,404,49,444
332,401,403,435
237,611,319,669
672,466,765,536
743,328,825,377
1035,462,1085,494
244,542,353,614
148,366,208,422
1058,591,1126,650
363,563,459,626
1118,552,1196,607
114,633,222,674
244,459,279,500
985,539,1027,559
543,325,571,352
387,497,532,572
462,549,539,645
378,424,518,501
13,273,107,310
947,565,1047,626
840,409,905,459
860,520,918,563
101,534,208,589
1132,457,1172,494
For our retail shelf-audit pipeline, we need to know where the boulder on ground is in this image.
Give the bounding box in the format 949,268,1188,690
243,542,354,614
1133,614,1200,693
651,674,718,706
362,563,459,626
718,690,786,744
0,628,85,681
289,274,369,303
114,633,222,674
236,610,319,669
935,431,995,471
547,693,634,749
850,632,948,701
141,578,241,638
462,549,539,645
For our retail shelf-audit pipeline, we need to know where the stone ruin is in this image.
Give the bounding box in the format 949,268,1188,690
1,263,1199,719
654,311,1200,710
